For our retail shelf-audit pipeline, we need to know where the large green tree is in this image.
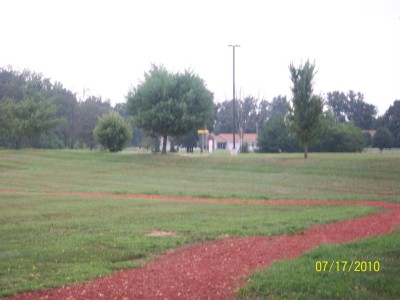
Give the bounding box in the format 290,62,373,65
287,60,323,158
0,69,62,148
0,96,60,148
127,65,213,154
0,67,77,148
17,98,59,147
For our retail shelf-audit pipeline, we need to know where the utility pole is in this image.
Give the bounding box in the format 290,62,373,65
228,44,240,150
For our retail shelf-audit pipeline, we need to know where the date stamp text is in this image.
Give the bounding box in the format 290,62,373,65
315,260,381,272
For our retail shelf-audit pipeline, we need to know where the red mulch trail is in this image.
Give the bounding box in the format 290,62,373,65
3,190,400,300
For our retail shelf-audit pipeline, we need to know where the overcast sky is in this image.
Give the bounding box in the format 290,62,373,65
1,0,399,115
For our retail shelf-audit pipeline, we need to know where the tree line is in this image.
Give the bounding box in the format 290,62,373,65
1,65,399,153
0,66,113,149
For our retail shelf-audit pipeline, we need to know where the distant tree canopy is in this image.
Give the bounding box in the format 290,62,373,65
0,67,62,148
287,60,323,158
326,90,377,129
383,100,400,147
213,95,289,135
213,100,233,134
0,66,114,149
214,91,370,154
2,65,398,153
127,65,214,154
75,96,113,148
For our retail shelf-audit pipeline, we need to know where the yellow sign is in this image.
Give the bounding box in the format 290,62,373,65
197,129,209,134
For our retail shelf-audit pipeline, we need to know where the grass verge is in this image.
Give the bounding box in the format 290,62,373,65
237,229,400,300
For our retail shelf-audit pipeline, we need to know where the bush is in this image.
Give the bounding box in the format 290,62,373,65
93,112,132,152
373,127,394,151
257,114,300,153
315,123,365,152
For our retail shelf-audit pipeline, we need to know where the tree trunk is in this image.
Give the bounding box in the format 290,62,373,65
161,135,167,154
304,143,308,159
239,128,243,153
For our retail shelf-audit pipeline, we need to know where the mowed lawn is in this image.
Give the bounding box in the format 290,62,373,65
0,149,399,201
0,149,399,298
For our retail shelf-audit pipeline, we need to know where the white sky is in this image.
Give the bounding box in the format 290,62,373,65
1,0,399,115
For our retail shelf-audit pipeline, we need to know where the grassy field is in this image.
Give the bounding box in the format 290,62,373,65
0,149,399,201
0,149,399,298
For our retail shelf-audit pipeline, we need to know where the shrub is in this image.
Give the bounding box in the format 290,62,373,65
257,114,300,153
93,112,132,152
318,123,365,152
373,127,394,151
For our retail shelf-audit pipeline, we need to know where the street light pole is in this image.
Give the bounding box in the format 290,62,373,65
228,44,240,150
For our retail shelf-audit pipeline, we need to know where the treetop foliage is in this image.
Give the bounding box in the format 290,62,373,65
289,60,316,104
327,90,377,129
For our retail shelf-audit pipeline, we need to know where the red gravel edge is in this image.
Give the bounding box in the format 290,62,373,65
3,190,400,300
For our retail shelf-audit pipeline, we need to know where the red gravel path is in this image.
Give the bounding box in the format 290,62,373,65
4,190,400,300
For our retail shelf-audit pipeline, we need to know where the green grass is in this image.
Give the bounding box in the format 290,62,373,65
0,149,399,298
0,149,399,201
237,229,400,300
0,192,377,297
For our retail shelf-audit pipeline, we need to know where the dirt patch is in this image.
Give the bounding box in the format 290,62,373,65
218,234,231,240
5,191,400,300
146,231,177,237
0,189,20,193
38,190,400,210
